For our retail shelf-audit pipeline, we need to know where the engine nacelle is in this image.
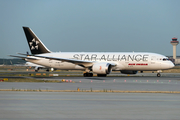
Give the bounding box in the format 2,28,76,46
92,63,112,74
50,68,54,71
121,70,138,74
35,66,40,71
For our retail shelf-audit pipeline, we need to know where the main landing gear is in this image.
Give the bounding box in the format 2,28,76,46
83,73,107,77
83,73,93,77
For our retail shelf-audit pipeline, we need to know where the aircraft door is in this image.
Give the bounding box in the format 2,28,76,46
55,61,64,68
49,59,53,67
151,56,156,64
151,56,161,69
55,61,61,67
150,56,156,69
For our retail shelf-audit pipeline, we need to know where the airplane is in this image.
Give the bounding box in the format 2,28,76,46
25,62,55,72
10,27,175,77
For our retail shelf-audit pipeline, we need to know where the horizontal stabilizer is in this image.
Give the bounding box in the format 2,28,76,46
17,53,33,56
9,55,39,60
9,55,26,60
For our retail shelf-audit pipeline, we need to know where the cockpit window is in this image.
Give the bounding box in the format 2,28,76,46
163,58,169,61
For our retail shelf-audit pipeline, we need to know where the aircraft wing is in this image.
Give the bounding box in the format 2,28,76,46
35,55,93,67
35,55,117,68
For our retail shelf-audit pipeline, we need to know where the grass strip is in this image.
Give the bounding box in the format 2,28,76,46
0,89,180,93
4,78,60,82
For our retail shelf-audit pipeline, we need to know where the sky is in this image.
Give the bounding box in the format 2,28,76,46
0,0,180,58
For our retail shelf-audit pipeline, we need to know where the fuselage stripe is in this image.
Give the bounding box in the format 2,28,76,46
128,63,148,66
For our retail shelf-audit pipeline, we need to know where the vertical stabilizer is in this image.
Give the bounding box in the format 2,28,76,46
23,27,51,54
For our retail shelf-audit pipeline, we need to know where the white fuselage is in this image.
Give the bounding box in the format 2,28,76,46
26,52,174,71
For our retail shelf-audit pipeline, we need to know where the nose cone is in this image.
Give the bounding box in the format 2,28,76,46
161,61,175,70
169,62,175,68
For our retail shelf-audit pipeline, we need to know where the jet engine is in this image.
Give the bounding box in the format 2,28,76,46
120,70,138,74
92,63,112,74
35,66,40,72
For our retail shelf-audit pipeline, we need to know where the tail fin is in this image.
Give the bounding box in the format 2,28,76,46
23,27,51,54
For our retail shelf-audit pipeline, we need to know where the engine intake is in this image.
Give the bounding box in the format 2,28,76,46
92,63,112,74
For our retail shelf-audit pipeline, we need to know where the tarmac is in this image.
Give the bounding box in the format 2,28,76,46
0,73,180,91
0,92,180,120
0,73,180,119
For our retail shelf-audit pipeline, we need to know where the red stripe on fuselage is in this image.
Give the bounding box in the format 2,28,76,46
128,63,148,66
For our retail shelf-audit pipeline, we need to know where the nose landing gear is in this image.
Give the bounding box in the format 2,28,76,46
157,70,162,77
157,73,161,77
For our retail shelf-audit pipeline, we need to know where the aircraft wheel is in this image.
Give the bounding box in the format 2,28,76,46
83,73,93,77
83,73,87,77
89,73,93,77
35,70,38,72
157,73,161,77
